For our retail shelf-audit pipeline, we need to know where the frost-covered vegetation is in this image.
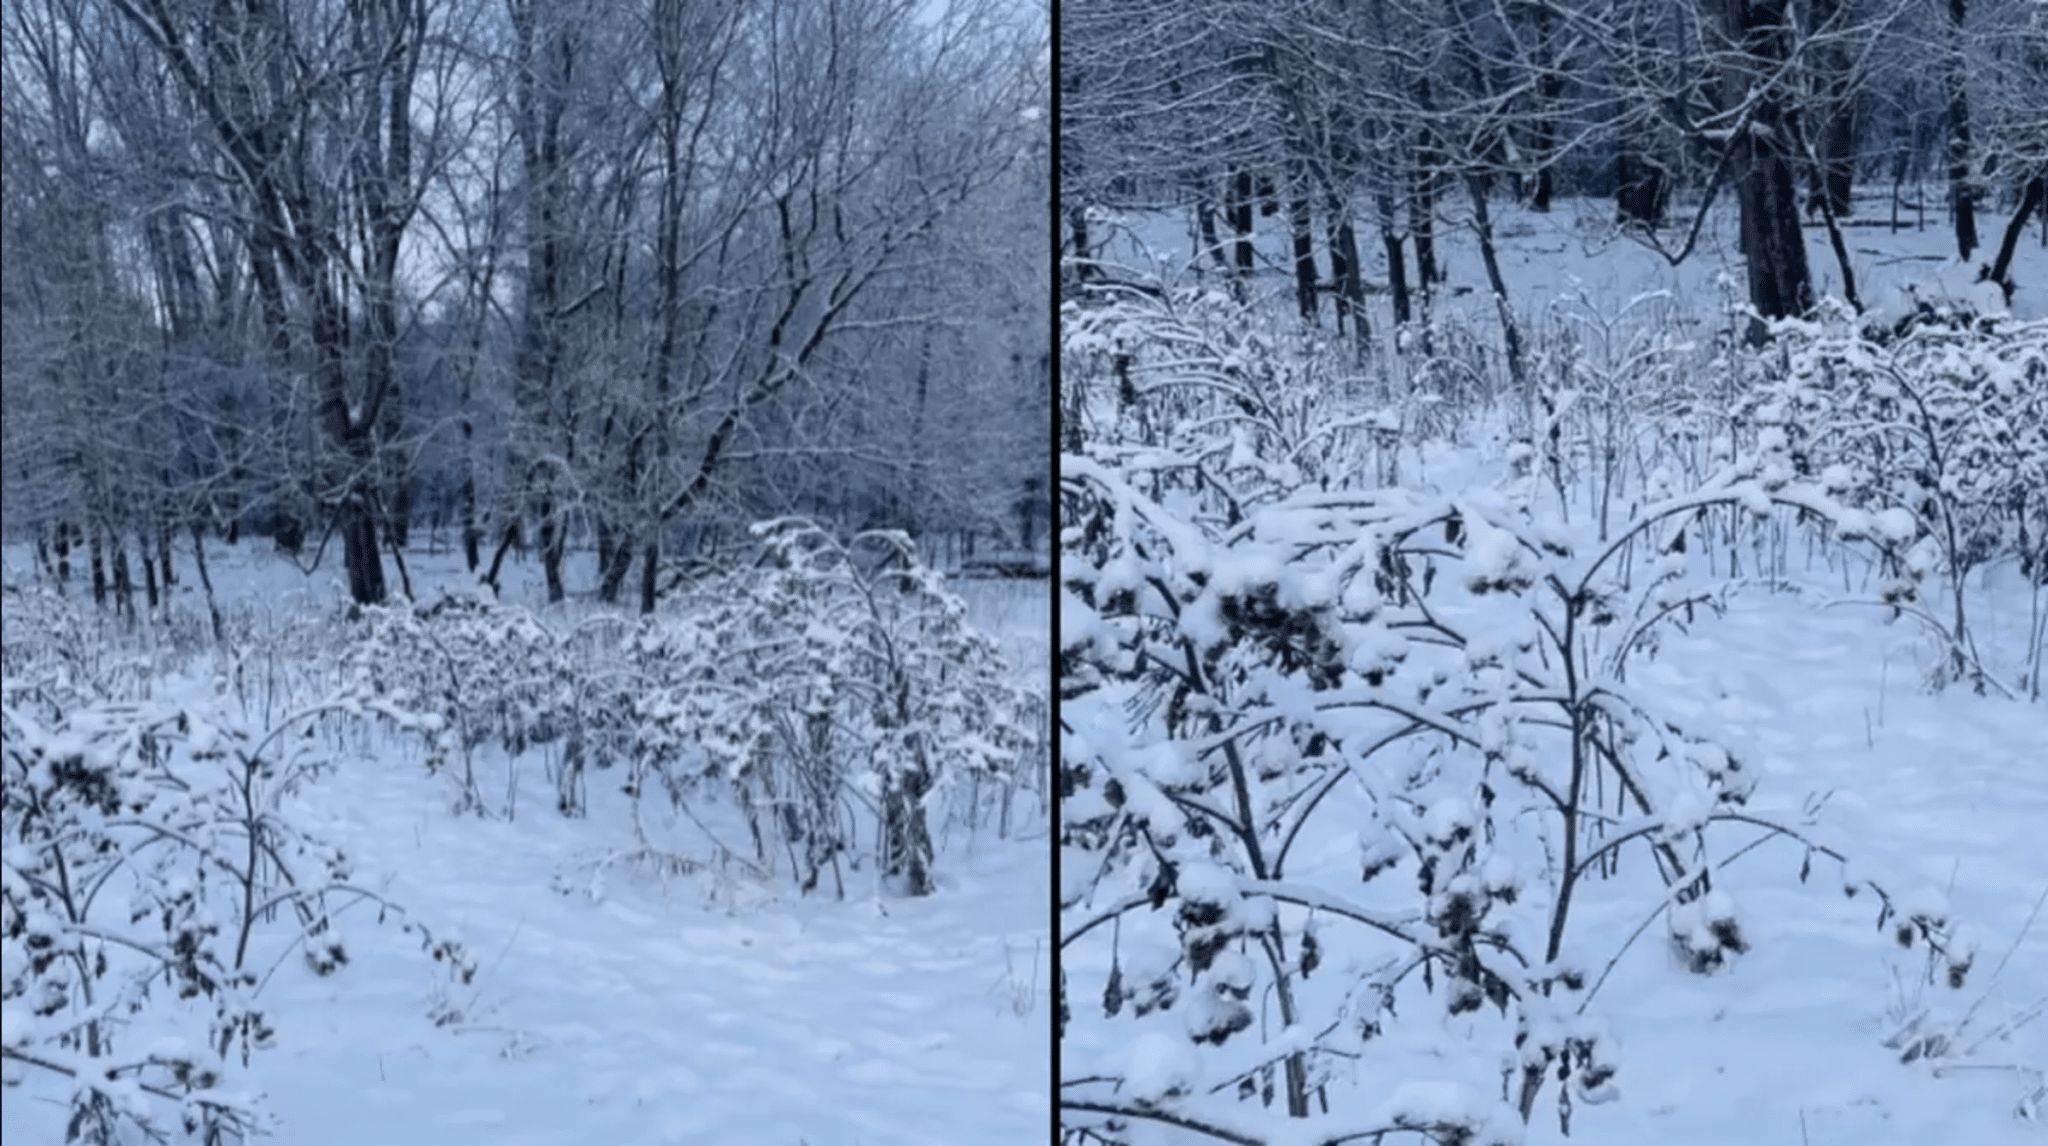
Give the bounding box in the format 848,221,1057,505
4,521,1048,1144
1058,260,2047,1144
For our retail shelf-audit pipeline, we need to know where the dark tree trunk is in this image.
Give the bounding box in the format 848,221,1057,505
1946,0,1977,261
141,545,159,612
482,521,520,592
1196,196,1229,270
1327,195,1366,344
596,518,616,589
461,467,480,572
387,528,414,600
1467,176,1529,404
1811,91,1857,220
1616,147,1670,228
638,538,660,615
1721,0,1815,338
598,526,636,603
1733,141,1815,330
1985,175,2046,301
1530,2,1561,212
1228,168,1256,275
387,474,412,552
1290,193,1317,323
110,534,135,620
1067,203,1093,285
1808,0,1857,219
190,523,224,643
1377,193,1412,326
1412,181,1440,292
538,500,566,603
340,496,388,606
90,531,107,607
54,522,72,589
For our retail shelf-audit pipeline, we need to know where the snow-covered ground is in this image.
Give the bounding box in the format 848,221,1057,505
1558,572,2048,1146
1,539,1051,1145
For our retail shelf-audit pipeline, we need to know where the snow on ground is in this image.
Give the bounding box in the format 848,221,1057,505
1,539,1051,1145
1559,570,2047,1146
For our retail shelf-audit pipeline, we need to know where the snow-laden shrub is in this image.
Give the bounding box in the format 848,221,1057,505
0,682,472,1144
1,585,164,707
632,519,1039,897
340,590,616,816
1737,313,2048,692
1062,285,1390,490
1058,291,1969,1145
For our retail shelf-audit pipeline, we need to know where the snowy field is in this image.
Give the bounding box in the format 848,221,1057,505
1,538,1050,1145
1060,195,2046,1145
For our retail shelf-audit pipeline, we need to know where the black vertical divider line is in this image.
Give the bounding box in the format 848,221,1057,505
1047,0,1065,1137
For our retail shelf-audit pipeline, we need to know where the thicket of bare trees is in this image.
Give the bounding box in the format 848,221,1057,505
1062,0,2046,339
2,0,1048,610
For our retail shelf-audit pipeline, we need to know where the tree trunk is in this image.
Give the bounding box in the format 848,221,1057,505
110,534,135,620
462,467,480,572
141,543,159,612
1196,196,1229,270
54,522,72,590
1467,175,1530,411
1290,193,1317,323
1327,194,1367,346
598,526,636,603
539,501,566,604
1984,174,2046,301
482,521,520,593
1530,1,1561,212
1228,168,1257,276
1721,0,1815,338
638,538,660,615
1412,171,1441,290
1811,91,1857,220
90,531,107,607
1067,203,1093,286
1945,0,1977,261
1616,146,1670,228
1377,192,1412,326
1808,0,1857,219
340,496,388,606
190,523,224,644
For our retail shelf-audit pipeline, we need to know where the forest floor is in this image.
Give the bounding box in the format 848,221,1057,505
0,541,1051,1145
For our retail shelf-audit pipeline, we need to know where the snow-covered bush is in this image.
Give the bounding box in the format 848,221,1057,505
1,681,472,1144
1062,284,1387,491
1737,313,2048,691
340,591,616,816
1058,290,1969,1144
632,519,1038,897
0,585,168,707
